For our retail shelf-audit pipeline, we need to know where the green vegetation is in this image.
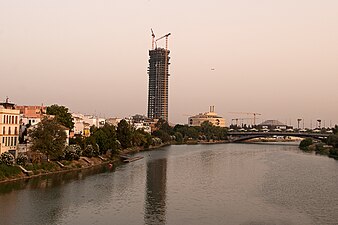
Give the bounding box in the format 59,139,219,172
25,162,59,175
1,152,15,166
298,125,338,160
0,111,232,182
117,120,133,149
327,127,338,159
63,145,82,161
0,165,21,180
29,117,67,161
299,138,313,151
47,104,74,130
153,119,228,144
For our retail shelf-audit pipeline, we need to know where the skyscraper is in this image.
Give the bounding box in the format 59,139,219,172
147,47,170,121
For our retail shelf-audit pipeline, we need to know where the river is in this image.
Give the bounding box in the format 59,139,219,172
0,143,338,225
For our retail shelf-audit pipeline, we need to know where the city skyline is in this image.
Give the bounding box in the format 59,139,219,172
1,0,338,126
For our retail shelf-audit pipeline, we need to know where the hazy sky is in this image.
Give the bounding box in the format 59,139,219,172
1,0,338,127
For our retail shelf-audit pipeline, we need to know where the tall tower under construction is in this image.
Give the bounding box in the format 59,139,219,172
147,32,171,121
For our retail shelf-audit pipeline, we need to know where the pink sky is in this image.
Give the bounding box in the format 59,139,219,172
1,0,338,126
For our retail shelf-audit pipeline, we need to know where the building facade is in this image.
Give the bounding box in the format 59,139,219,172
188,106,226,127
16,105,46,127
0,100,20,156
257,120,293,131
147,48,170,121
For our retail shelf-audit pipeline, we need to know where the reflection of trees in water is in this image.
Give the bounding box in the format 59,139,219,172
144,158,167,225
0,164,117,225
0,164,113,194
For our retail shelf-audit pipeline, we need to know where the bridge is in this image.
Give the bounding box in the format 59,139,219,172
228,131,330,142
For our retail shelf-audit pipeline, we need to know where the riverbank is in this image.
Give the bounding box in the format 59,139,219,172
0,143,169,184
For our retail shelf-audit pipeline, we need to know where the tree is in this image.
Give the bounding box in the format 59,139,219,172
327,134,338,148
91,124,118,154
117,120,133,149
299,138,313,151
47,104,74,130
174,132,183,144
155,119,173,134
29,118,67,160
153,130,171,143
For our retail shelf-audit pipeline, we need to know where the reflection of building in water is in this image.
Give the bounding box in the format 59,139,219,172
144,158,167,225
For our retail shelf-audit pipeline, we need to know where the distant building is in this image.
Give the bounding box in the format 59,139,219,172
147,48,170,121
257,120,293,130
72,113,104,136
188,106,226,127
105,117,122,127
0,99,20,157
16,105,46,127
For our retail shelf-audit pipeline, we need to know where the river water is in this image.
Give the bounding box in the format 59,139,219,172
0,143,338,225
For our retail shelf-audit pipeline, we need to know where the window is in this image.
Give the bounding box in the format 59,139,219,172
3,127,5,135
2,137,4,144
8,127,11,135
12,116,14,124
15,116,18,124
14,127,18,135
14,137,17,146
11,137,13,146
5,137,7,146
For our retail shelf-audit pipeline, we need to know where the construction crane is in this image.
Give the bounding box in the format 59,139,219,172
156,33,171,50
151,29,156,50
228,112,262,125
231,118,256,127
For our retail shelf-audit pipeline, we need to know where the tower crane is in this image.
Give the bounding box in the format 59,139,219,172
231,118,256,127
151,29,156,50
228,112,262,125
155,33,171,51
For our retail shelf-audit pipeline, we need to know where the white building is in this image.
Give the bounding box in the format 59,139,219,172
0,100,20,157
188,106,226,127
72,113,105,136
134,122,152,133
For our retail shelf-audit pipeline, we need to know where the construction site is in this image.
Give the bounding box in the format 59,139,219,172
147,30,171,121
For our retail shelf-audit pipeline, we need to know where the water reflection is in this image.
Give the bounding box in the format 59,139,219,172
0,164,114,194
144,158,167,225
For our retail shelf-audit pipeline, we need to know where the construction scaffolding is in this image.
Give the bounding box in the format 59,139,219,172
147,48,170,121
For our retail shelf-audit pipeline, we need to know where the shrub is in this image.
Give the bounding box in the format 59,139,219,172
299,138,313,151
0,164,22,180
1,152,15,166
16,153,29,166
83,145,94,157
63,145,82,160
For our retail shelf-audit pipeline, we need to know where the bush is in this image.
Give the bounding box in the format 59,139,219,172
1,152,15,166
63,145,82,160
25,162,58,174
299,138,313,151
0,164,22,180
329,148,338,159
83,145,94,157
16,153,29,166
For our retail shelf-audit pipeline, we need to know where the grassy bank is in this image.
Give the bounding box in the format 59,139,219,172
0,143,168,184
0,165,22,180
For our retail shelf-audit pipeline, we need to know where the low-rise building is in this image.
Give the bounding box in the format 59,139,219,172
0,99,20,157
72,113,104,136
16,105,46,127
188,106,226,127
257,120,293,131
